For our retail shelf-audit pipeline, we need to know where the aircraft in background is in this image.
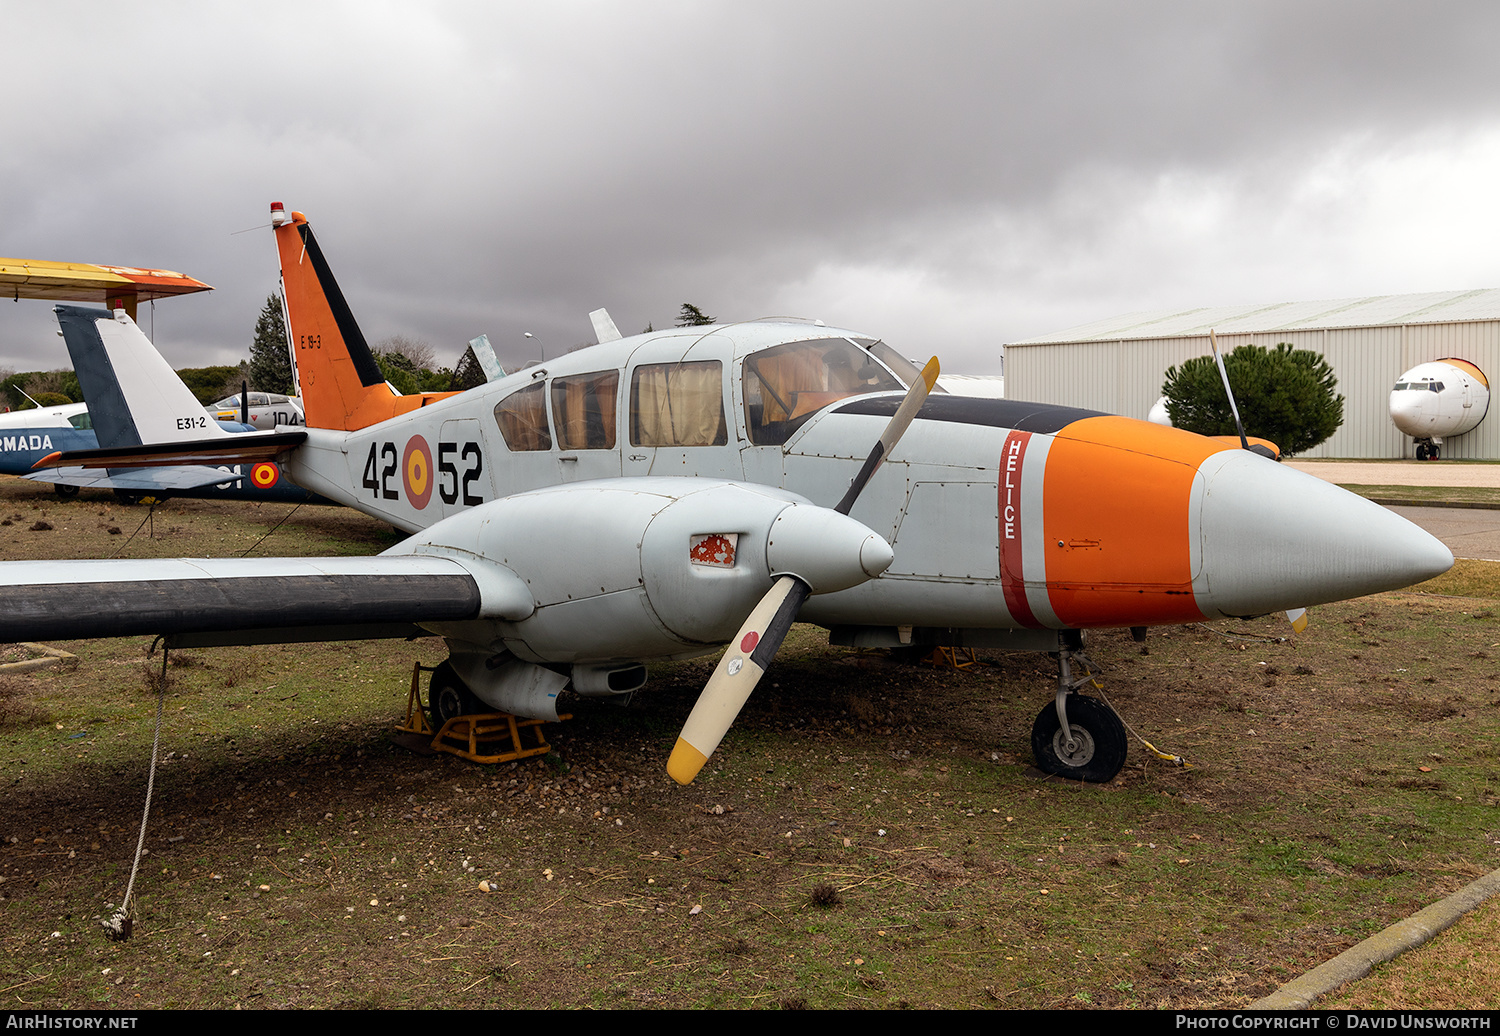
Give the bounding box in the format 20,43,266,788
0,399,96,496
1389,359,1490,460
207,390,304,430
0,256,210,320
0,251,317,502
21,305,319,505
10,204,1453,787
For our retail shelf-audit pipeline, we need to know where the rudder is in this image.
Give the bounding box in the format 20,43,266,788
272,203,457,430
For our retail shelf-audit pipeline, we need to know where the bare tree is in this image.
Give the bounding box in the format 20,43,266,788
374,334,437,370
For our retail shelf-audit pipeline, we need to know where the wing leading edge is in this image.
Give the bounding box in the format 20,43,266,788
0,556,493,646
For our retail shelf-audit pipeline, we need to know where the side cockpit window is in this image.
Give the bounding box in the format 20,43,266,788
68,412,92,431
552,371,619,450
494,382,552,451
743,338,903,445
630,361,727,446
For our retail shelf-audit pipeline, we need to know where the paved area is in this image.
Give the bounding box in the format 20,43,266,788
1387,506,1500,561
1288,459,1500,487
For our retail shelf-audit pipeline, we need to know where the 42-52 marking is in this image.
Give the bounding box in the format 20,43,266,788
362,437,483,509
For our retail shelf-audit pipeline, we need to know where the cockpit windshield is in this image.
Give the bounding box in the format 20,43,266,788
743,337,904,445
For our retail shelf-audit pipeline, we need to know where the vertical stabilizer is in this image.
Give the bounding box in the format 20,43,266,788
55,304,232,448
271,204,458,429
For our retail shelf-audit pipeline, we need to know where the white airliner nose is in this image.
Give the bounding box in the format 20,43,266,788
1194,450,1453,618
1388,391,1435,436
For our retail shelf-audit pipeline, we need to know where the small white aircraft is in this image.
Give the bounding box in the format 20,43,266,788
11,204,1454,786
206,390,304,430
1389,358,1490,460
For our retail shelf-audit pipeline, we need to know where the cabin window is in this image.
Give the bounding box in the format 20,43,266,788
742,338,903,445
630,362,727,447
67,412,92,430
493,382,552,451
552,371,619,450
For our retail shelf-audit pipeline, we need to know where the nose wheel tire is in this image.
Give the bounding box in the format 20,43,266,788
1031,695,1127,783
429,661,483,726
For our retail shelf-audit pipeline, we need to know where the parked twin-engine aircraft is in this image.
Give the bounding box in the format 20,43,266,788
1389,359,1490,460
13,204,1454,785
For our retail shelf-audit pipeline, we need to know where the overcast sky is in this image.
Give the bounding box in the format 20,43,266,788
4,1,1500,378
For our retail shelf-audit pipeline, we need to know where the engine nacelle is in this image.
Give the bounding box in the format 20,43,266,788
393,477,891,665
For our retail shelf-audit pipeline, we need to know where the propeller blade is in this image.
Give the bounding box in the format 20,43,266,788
1208,329,1250,451
668,575,809,785
834,356,939,514
669,355,939,786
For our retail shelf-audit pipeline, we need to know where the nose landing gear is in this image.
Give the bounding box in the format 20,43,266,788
1030,636,1128,783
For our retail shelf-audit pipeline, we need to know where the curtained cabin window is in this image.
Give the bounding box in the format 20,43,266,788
552,371,619,450
630,361,727,447
493,382,552,451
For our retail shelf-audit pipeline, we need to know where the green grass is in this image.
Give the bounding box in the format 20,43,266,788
1407,558,1500,598
1338,484,1500,507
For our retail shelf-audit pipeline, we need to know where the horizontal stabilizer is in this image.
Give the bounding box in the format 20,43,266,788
31,431,307,471
26,465,248,492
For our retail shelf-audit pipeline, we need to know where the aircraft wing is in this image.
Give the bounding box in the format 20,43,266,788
0,555,530,648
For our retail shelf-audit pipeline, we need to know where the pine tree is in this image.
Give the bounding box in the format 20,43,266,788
675,303,715,327
248,295,294,395
1162,343,1344,456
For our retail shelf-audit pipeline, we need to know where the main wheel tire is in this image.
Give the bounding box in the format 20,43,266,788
1031,695,1127,783
1432,445,1441,460
53,483,79,500
1416,443,1431,461
429,662,482,727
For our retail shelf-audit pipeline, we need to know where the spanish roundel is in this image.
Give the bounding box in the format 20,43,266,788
403,435,433,509
250,462,280,489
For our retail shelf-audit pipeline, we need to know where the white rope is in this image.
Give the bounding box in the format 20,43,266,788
103,642,169,941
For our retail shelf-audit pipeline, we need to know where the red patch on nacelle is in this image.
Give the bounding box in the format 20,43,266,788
689,533,737,567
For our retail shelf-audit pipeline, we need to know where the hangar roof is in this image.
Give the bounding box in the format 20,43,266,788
1011,288,1500,345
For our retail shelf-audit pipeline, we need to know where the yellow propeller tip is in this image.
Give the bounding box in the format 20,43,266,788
667,739,709,786
921,356,940,390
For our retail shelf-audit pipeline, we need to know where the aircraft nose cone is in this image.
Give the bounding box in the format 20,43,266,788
1388,393,1430,436
1195,451,1453,618
766,504,892,593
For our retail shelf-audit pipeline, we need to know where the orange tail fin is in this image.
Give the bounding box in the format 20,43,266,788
272,204,458,430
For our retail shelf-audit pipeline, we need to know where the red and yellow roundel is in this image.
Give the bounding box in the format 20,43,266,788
250,462,280,489
402,435,433,509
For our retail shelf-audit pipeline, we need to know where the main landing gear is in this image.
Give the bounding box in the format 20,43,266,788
1030,634,1127,783
1415,440,1441,461
395,660,566,765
